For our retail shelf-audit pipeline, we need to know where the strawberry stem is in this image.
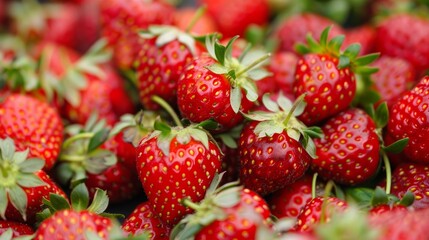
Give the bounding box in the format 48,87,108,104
283,94,306,125
312,173,318,199
185,6,207,33
59,155,86,162
320,180,335,224
62,133,95,149
151,95,183,128
181,198,201,211
235,53,271,78
382,151,392,194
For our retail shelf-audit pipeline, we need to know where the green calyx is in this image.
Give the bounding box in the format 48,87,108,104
58,114,117,188
295,26,379,75
345,186,414,210
0,137,46,221
0,55,39,92
205,35,272,113
170,172,242,240
0,228,34,240
243,93,323,158
140,25,198,56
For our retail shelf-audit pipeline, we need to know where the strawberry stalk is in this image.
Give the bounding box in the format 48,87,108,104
312,173,319,199
185,6,207,33
283,93,306,125
151,95,183,127
235,53,271,78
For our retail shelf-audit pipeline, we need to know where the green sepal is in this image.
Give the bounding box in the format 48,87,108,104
36,208,52,224
354,53,380,67
154,120,171,134
230,86,243,113
0,229,13,240
85,149,117,175
13,149,30,165
71,183,90,211
374,102,389,129
212,186,241,208
87,189,109,215
196,119,220,131
16,174,46,188
345,187,374,209
370,187,389,207
0,138,15,160
0,188,7,219
88,129,110,152
8,185,28,221
18,158,45,173
214,42,227,65
383,138,409,154
398,191,415,207
49,193,71,211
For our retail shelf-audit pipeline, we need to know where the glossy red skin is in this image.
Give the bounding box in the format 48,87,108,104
294,54,356,125
371,56,416,108
35,210,112,240
173,7,218,35
388,163,429,210
122,202,171,240
177,55,254,131
0,93,64,170
0,221,34,237
369,204,408,215
370,207,429,240
200,0,269,38
86,133,141,203
293,197,348,232
268,52,299,99
5,171,67,225
387,76,429,163
275,13,344,53
375,14,429,75
267,175,320,219
195,188,271,240
136,38,195,110
74,0,100,52
219,142,240,185
100,0,174,69
312,108,380,185
343,25,376,56
136,136,222,225
239,121,312,196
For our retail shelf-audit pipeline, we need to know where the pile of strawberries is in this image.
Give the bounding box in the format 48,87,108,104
1,0,429,239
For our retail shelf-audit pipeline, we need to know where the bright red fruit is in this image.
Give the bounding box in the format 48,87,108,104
173,7,218,35
343,25,376,55
0,221,34,237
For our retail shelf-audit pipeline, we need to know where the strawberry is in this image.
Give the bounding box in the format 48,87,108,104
0,93,64,170
136,119,222,225
388,163,429,210
173,7,218,35
136,25,200,110
343,25,376,56
370,56,416,108
199,0,269,38
375,13,429,75
177,36,270,131
171,174,272,239
387,76,429,163
0,221,34,237
266,51,299,99
239,94,322,196
293,27,379,125
275,13,344,53
122,201,171,239
0,137,66,225
312,108,380,185
100,0,174,70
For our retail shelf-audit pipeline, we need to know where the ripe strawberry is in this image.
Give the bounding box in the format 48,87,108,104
171,174,271,239
387,76,429,163
0,137,66,225
199,0,269,38
0,221,34,237
375,13,429,75
370,56,416,108
266,51,299,99
100,0,174,70
343,25,376,55
388,163,429,210
239,94,322,196
312,108,380,185
0,93,64,170
293,196,348,232
173,7,218,35
294,27,379,125
122,201,171,239
136,120,222,225
177,36,270,131
136,26,199,110
275,13,344,53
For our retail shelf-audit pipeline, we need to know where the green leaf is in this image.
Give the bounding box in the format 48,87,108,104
218,134,237,149
375,102,389,128
303,127,324,139
188,129,209,150
293,97,307,117
71,183,89,211
242,81,258,103
213,186,241,208
176,222,203,240
338,55,351,69
206,63,228,74
205,35,217,60
156,133,174,157
0,188,7,219
214,42,226,65
225,36,239,61
262,94,279,112
371,187,388,207
399,191,415,206
0,229,13,240
354,53,380,66
303,138,317,159
319,26,331,47
49,194,71,211
87,129,109,152
230,87,242,114
18,158,45,173
287,129,301,142
16,174,47,188
294,43,310,55
356,66,379,75
156,31,178,47
0,137,15,161
277,94,293,112
254,121,284,138
343,43,361,59
345,187,374,208
247,68,272,81
328,35,345,54
8,186,27,221
197,119,219,131
227,70,236,80
383,138,409,154
154,121,171,134
206,172,225,196
87,189,109,214
13,149,29,165
178,33,197,56
85,150,117,174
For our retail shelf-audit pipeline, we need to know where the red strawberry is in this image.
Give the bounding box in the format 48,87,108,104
177,36,270,131
266,51,299,99
312,108,380,185
239,94,322,196
387,76,429,163
375,13,429,75
171,175,272,239
0,93,64,170
0,221,34,237
293,27,379,125
293,196,348,232
0,137,66,225
199,0,269,38
74,0,101,52
100,0,174,70
173,7,218,35
388,163,429,210
136,26,199,110
371,56,416,108
275,13,344,53
136,120,222,225
122,201,171,239
343,25,376,56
